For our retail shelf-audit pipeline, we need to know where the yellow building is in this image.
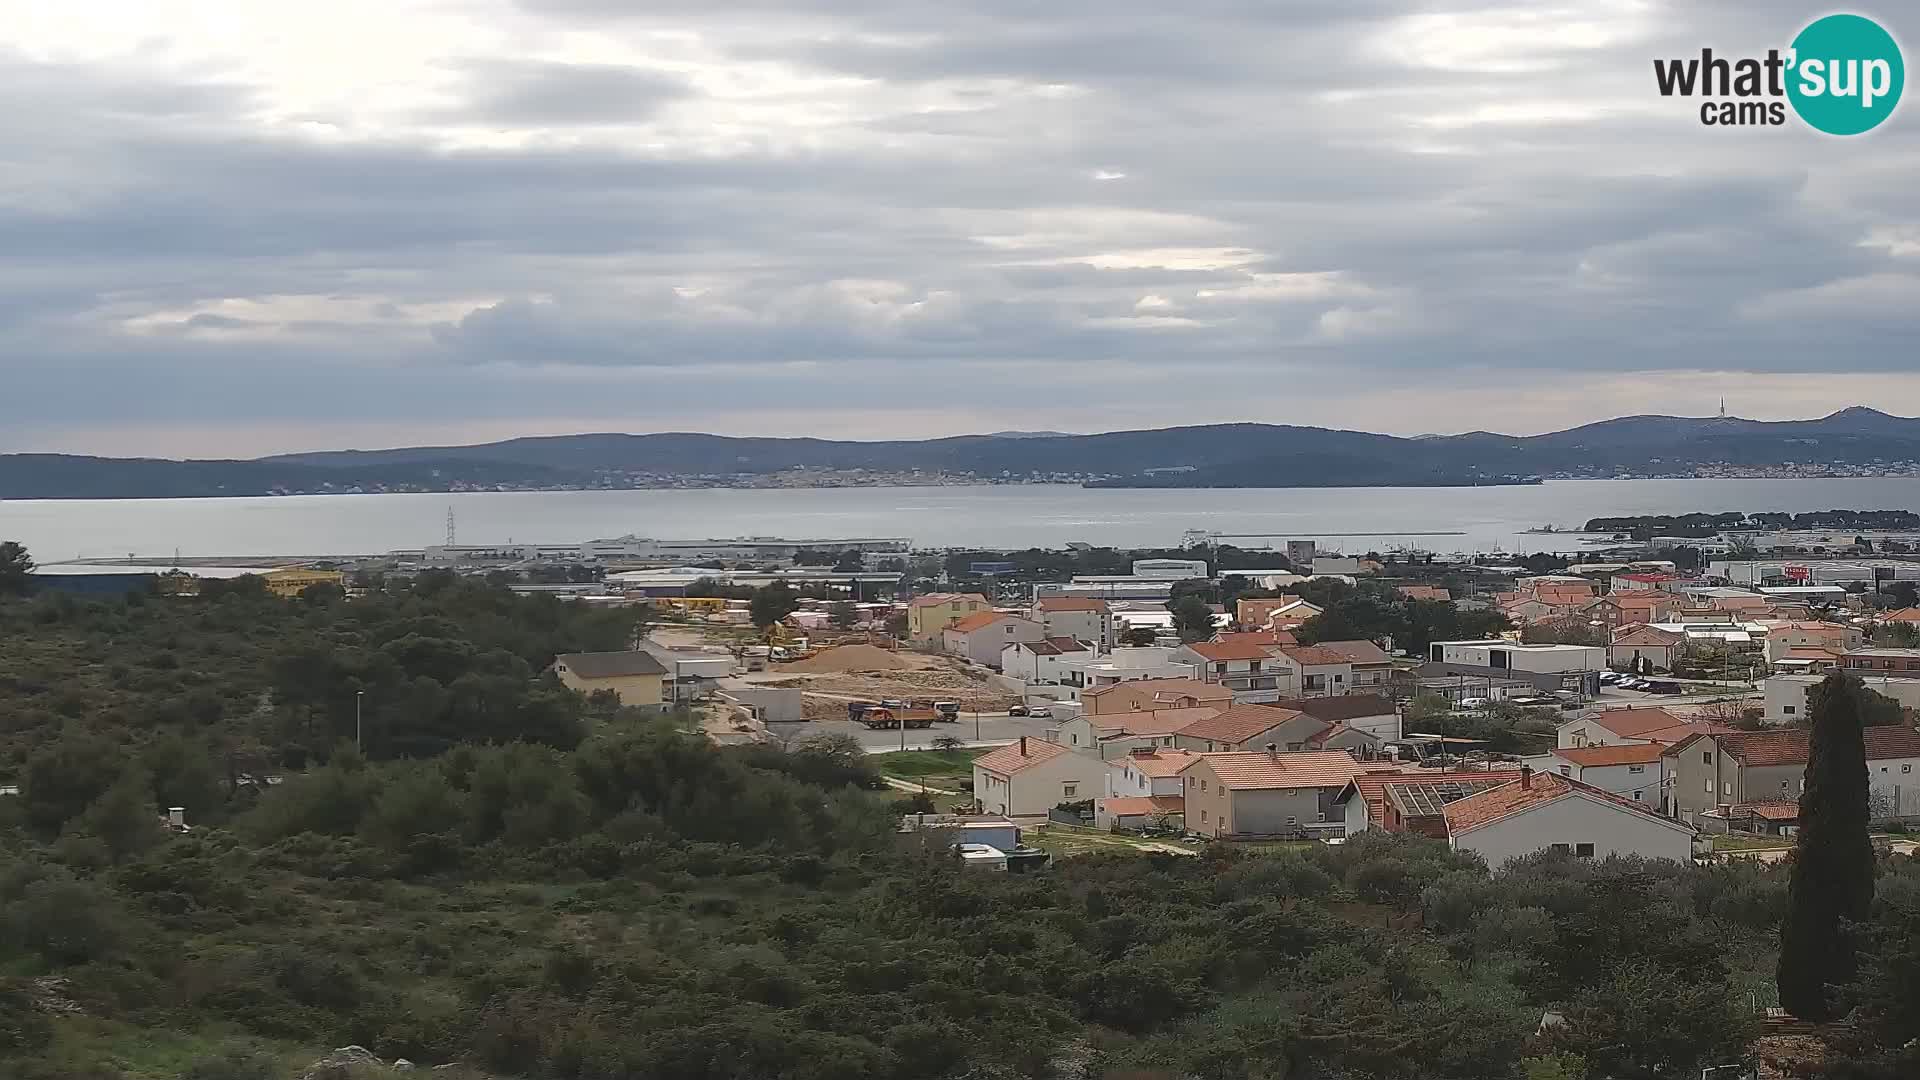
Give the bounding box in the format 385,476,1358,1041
906,593,992,642
261,568,347,598
551,651,667,710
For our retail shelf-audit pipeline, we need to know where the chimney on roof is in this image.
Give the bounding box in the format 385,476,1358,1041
1520,765,1532,789
1019,736,1028,757
1266,742,1279,760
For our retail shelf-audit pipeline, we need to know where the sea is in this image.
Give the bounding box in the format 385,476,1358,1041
10,477,1920,563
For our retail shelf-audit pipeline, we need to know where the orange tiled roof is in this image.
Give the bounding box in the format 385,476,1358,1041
1881,607,1920,624
946,611,1009,634
1398,586,1452,602
1177,704,1306,745
1281,645,1354,666
1735,800,1800,821
1553,743,1667,767
1579,707,1686,739
1688,726,1920,768
1094,707,1223,737
974,737,1073,776
1612,625,1683,646
1100,795,1185,817
1186,639,1283,662
1311,639,1394,665
1188,750,1362,791
1442,771,1686,834
1117,748,1203,777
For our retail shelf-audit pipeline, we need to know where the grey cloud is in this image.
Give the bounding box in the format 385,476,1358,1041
428,59,690,126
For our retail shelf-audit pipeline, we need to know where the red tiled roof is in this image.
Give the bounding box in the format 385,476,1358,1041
1117,748,1202,777
1311,639,1393,665
1094,706,1223,737
1881,607,1920,624
1782,647,1843,661
1187,750,1362,791
1351,769,1521,829
1177,704,1306,746
1186,639,1283,662
1698,726,1920,768
1553,743,1667,767
1034,596,1110,613
1281,645,1353,666
1736,800,1801,821
974,737,1073,776
1100,795,1185,817
1442,771,1690,835
1082,679,1232,711
946,611,1008,634
1398,586,1452,602
1215,629,1295,648
1579,707,1685,739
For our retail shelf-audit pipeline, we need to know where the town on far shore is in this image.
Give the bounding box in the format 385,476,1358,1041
28,510,1920,867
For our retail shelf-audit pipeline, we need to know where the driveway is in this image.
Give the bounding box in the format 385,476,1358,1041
765,712,1060,751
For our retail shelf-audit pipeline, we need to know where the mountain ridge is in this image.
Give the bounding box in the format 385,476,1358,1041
5,408,1920,498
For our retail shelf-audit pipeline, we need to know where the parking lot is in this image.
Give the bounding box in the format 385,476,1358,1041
767,710,1059,752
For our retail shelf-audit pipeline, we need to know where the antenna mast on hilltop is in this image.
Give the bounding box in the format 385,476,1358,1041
1719,398,1728,419
446,506,457,547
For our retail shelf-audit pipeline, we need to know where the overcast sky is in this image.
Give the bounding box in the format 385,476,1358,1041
3,0,1919,457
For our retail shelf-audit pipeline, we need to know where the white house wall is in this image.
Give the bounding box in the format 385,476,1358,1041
1452,792,1694,868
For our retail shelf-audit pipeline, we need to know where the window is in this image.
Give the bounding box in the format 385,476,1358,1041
1286,816,1297,827
1559,765,1572,777
1704,779,1713,794
1723,782,1733,796
1215,662,1227,674
1335,674,1344,683
1784,706,1796,715
1633,790,1644,801
1576,843,1595,858
1200,810,1208,823
1063,784,1077,798
1628,765,1646,774
1201,779,1208,792
1551,843,1571,853
1905,765,1913,774
1702,751,1713,765
1781,780,1790,791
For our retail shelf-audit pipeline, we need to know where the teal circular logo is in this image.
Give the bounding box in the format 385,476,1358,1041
1787,14,1904,135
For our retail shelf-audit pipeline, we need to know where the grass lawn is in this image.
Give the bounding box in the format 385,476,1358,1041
1026,823,1198,858
871,747,983,788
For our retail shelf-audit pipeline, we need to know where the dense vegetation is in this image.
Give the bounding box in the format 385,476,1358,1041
1582,509,1920,536
4,557,1920,1078
1280,578,1513,653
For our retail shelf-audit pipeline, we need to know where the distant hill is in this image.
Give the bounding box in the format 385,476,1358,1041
6,408,1920,498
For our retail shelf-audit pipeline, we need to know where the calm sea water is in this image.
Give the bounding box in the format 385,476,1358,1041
9,478,1920,562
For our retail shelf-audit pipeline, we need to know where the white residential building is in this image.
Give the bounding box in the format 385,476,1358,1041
1029,596,1115,651
1520,743,1669,811
1429,640,1604,674
942,612,1046,668
1000,637,1093,686
1078,647,1200,690
972,737,1110,817
1441,770,1697,866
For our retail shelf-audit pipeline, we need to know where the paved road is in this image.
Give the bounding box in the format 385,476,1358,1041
767,712,1059,751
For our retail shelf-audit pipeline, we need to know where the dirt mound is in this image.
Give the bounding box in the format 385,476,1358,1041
779,644,908,673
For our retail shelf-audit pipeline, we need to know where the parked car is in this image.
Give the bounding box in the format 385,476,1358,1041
1599,671,1622,684
1458,697,1490,710
1007,704,1030,717
1027,705,1053,718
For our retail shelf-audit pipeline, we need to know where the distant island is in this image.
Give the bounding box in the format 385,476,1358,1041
8,406,1920,499
1583,509,1920,537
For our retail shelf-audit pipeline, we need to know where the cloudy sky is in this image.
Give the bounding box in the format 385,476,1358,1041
3,0,1919,457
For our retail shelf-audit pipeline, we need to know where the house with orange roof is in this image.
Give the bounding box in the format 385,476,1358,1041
1612,591,1681,625
906,592,992,642
1052,706,1223,758
1440,768,1697,865
1760,619,1864,662
1881,606,1920,627
1171,638,1294,703
1180,749,1364,838
1169,704,1378,755
1555,707,1727,750
1081,677,1231,716
1397,585,1452,602
971,736,1110,817
1309,639,1394,690
1664,726,1920,820
1273,645,1357,698
1608,624,1686,673
1270,694,1403,742
942,611,1045,668
1522,742,1670,811
1336,769,1523,838
1235,596,1322,630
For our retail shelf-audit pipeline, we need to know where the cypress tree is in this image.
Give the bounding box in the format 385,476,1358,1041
1776,672,1877,1020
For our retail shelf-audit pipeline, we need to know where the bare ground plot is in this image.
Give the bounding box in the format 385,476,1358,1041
752,653,1023,720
